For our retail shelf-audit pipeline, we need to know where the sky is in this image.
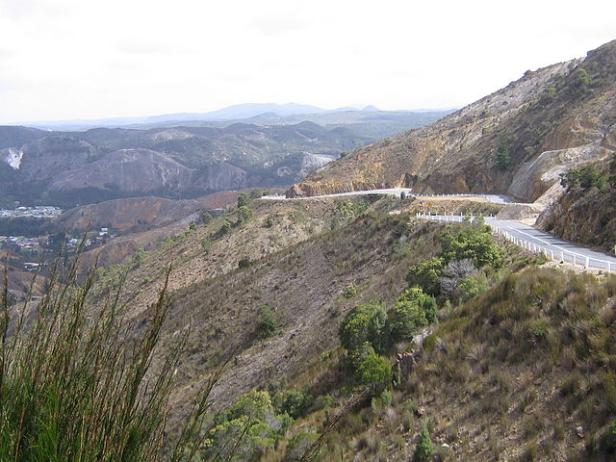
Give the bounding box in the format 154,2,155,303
0,0,615,124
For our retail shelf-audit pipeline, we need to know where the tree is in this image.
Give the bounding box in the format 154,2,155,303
440,225,503,269
496,142,512,171
413,425,434,462
575,67,591,91
389,287,437,342
339,302,390,354
237,205,253,224
255,304,278,338
356,352,392,390
237,193,250,208
407,257,444,296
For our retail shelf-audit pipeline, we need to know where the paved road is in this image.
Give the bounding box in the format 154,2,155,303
261,188,516,204
260,189,615,272
416,214,616,272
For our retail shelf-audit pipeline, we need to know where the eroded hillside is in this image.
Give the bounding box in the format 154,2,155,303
290,40,616,204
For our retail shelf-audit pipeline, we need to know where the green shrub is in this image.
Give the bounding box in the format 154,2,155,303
389,287,437,342
203,390,292,462
339,302,390,354
496,141,512,171
201,236,212,253
413,425,435,462
343,283,358,299
356,352,392,390
560,165,606,191
407,257,444,296
254,304,278,340
237,205,253,224
440,224,503,268
237,193,250,208
0,264,214,462
278,388,312,419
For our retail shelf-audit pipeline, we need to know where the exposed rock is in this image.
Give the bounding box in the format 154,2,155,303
289,40,616,204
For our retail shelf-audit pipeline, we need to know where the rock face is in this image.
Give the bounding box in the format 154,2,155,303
289,40,616,203
537,187,616,253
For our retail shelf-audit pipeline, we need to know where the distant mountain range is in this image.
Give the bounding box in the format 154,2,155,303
20,103,454,133
0,104,451,207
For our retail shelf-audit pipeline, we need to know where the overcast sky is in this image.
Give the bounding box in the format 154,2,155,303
0,0,615,124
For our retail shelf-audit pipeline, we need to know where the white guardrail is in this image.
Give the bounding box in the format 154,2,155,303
415,212,614,273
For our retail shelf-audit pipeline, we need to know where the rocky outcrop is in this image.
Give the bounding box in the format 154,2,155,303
290,40,616,203
536,187,616,253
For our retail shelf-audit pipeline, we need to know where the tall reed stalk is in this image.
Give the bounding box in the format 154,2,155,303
0,252,217,462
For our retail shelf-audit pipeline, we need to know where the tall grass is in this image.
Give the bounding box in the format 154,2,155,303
0,252,217,462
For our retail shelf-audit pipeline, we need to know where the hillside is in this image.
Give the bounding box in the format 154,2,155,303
289,40,616,204
0,122,369,206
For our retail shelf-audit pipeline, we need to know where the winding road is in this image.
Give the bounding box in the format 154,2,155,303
260,188,615,273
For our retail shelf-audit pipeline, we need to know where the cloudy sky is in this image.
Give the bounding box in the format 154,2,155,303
1,0,615,124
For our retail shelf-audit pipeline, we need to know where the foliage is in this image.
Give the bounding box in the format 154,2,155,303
203,390,292,462
496,141,512,171
440,224,503,268
459,273,488,300
237,205,253,225
237,193,251,208
339,302,390,354
407,257,444,296
201,236,212,253
218,218,232,237
343,283,358,299
560,165,606,191
413,425,435,462
575,67,591,90
0,261,214,462
356,352,392,390
277,388,313,419
255,304,278,339
389,287,437,342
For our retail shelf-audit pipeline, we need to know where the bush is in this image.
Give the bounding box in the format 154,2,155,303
201,236,211,253
255,304,278,339
407,257,444,296
238,257,251,268
389,287,437,342
496,141,512,171
237,193,250,208
440,224,503,268
339,302,390,354
413,425,435,462
203,390,292,462
356,352,392,390
560,165,606,191
279,388,312,419
0,264,214,462
237,205,253,224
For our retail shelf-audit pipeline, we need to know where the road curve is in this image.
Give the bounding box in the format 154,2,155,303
416,214,616,273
